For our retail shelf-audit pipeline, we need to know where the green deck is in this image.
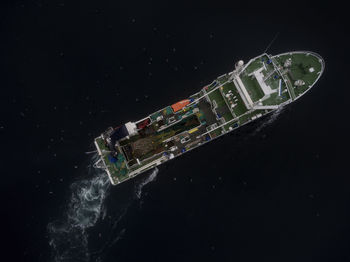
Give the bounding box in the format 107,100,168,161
221,82,248,116
208,89,225,108
241,74,265,102
275,52,323,98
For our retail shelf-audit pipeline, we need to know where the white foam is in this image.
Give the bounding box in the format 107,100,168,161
135,168,159,199
47,156,111,262
48,157,160,262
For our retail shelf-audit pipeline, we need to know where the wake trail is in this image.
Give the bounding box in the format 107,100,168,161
91,168,159,261
135,167,159,199
47,156,159,262
47,155,111,262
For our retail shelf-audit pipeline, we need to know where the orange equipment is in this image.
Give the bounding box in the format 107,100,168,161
171,99,190,113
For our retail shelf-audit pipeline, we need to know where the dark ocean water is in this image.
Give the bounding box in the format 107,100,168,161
1,1,349,261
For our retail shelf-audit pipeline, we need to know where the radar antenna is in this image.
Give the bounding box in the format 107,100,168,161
263,32,279,53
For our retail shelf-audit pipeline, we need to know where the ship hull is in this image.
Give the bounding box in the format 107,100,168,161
94,51,324,185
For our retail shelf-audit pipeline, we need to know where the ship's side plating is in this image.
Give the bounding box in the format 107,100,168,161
95,51,325,185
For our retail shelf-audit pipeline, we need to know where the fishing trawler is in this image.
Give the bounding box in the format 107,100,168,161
94,51,324,185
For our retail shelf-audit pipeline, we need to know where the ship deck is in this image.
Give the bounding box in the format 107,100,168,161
95,51,324,185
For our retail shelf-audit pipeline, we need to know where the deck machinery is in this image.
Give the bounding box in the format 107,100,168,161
94,51,325,185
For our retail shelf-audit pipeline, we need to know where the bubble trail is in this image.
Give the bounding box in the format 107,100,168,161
135,167,159,199
47,156,111,262
47,156,159,262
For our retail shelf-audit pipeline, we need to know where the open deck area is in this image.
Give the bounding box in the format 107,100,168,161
274,52,324,98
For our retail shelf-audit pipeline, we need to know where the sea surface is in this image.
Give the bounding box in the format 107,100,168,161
1,1,349,261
